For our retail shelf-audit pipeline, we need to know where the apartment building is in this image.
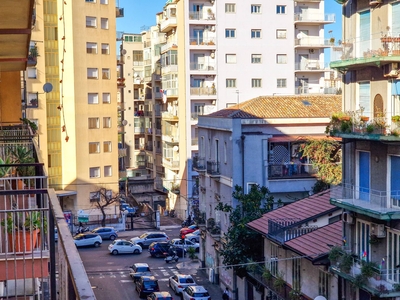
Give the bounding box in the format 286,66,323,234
329,0,400,298
24,0,122,214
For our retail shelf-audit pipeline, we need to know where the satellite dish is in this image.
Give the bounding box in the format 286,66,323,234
43,83,53,93
122,120,128,126
173,146,179,152
121,49,127,55
314,296,327,300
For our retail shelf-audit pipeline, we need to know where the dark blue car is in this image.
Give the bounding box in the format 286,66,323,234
148,242,186,258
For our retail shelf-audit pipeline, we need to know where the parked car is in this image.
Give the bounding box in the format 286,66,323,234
148,242,186,258
147,291,173,300
185,229,200,243
129,263,152,282
73,233,102,248
92,226,118,240
136,276,160,298
108,239,142,255
180,225,199,238
181,286,210,300
170,239,200,252
168,274,196,295
131,232,169,248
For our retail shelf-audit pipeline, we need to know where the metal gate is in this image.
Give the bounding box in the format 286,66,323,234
125,211,157,230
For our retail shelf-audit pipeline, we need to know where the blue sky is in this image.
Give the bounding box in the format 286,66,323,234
117,0,342,38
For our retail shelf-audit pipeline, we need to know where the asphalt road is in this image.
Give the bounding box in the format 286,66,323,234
78,227,211,300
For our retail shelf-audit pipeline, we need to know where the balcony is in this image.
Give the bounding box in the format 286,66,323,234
161,41,178,53
294,12,335,25
159,15,177,33
330,184,400,220
189,37,216,48
162,158,180,170
267,218,318,243
161,64,178,74
295,60,324,71
156,165,165,174
162,135,179,143
192,156,206,172
294,37,331,49
0,125,95,299
188,10,216,21
118,147,127,157
136,161,146,169
268,163,318,179
191,138,198,146
115,7,124,18
206,161,220,177
190,86,216,96
162,112,179,121
134,127,145,134
190,62,216,74
145,145,153,152
330,34,400,72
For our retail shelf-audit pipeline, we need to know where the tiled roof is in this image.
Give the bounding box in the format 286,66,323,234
285,221,343,258
247,190,337,235
207,95,342,119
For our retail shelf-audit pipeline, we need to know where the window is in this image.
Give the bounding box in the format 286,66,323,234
100,0,108,3
88,118,99,129
356,220,371,261
27,93,38,108
251,29,261,39
225,3,236,13
86,42,97,54
102,68,110,79
104,166,112,177
251,5,261,13
359,82,371,117
90,191,100,202
192,104,205,120
277,54,287,64
103,117,111,128
276,5,286,14
225,54,236,64
87,68,98,79
89,167,100,178
27,68,37,79
270,244,278,276
225,29,236,38
86,0,95,2
86,16,96,28
101,43,109,54
251,54,262,64
88,93,99,104
292,257,301,291
102,93,111,104
101,18,109,29
277,78,287,88
252,78,262,88
226,79,236,88
276,29,287,39
104,141,112,152
89,142,100,153
319,270,329,298
387,228,400,282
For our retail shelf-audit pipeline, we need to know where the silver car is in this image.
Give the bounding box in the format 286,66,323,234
91,227,118,240
130,232,169,248
185,229,200,243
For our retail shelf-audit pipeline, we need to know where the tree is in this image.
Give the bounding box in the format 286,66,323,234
216,184,277,276
91,187,123,227
300,138,342,192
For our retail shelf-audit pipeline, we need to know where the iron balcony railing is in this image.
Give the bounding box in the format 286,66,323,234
190,86,216,96
192,156,206,171
268,163,318,179
206,160,220,176
0,125,95,299
267,218,318,243
294,12,335,23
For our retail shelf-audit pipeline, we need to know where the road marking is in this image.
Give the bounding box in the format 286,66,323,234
120,280,132,283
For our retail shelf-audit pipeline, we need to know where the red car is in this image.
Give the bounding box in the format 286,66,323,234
180,224,199,238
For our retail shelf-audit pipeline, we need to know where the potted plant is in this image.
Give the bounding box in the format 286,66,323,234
360,116,369,122
9,145,36,188
20,118,38,134
366,124,375,134
262,266,272,281
392,115,400,122
0,156,12,178
361,260,378,278
289,289,302,300
328,245,342,265
330,37,335,45
273,272,285,291
339,252,354,273
1,211,47,252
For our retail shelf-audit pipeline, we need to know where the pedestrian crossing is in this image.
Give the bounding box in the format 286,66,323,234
87,266,180,282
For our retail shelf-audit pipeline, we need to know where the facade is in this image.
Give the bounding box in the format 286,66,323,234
330,0,400,298
24,0,122,214
196,94,341,297
247,191,342,300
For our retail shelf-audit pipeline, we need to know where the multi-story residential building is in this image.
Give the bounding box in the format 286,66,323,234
247,191,342,300
196,94,341,296
0,1,95,298
24,0,122,214
329,0,400,298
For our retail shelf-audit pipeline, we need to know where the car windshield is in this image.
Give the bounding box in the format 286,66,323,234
181,278,194,283
143,281,158,288
139,233,149,239
136,267,150,272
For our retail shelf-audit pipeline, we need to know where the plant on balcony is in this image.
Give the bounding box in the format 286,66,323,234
392,115,400,122
273,271,285,291
361,260,379,278
20,118,38,134
0,156,12,178
376,284,389,294
392,283,400,292
262,266,272,281
339,252,354,273
289,288,302,300
246,259,258,273
328,245,342,264
352,274,367,288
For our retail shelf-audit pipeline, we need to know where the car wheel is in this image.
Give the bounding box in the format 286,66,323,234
112,250,118,255
110,235,116,241
94,242,100,247
133,249,140,254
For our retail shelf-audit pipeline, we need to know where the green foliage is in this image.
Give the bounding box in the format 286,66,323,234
20,118,38,134
312,180,330,194
217,185,273,274
352,274,367,288
262,266,272,281
300,139,342,185
1,211,47,233
361,260,378,278
9,146,35,177
339,252,354,273
328,245,342,262
187,247,197,260
273,271,285,290
366,124,374,134
0,156,12,178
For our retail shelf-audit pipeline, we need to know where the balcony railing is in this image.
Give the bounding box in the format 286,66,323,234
0,125,95,299
162,135,179,143
118,148,127,157
295,60,324,71
294,13,335,23
295,37,331,47
190,87,216,96
162,158,179,169
191,138,198,146
206,160,220,176
159,15,177,33
156,165,165,174
268,163,318,179
190,62,216,71
268,218,318,243
161,41,178,53
193,157,206,171
330,184,400,220
188,10,216,21
189,37,216,46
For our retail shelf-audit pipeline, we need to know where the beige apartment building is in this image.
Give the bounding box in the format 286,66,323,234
25,0,122,215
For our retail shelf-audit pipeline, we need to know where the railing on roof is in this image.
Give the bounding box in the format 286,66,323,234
268,218,318,243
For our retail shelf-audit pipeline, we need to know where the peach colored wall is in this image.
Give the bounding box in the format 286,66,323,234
0,71,22,124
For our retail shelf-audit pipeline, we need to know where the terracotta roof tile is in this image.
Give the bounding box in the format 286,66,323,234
285,221,343,258
207,95,342,119
247,190,338,235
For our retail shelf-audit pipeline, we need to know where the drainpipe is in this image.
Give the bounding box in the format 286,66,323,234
241,135,245,190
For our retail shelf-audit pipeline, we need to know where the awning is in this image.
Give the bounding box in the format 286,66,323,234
55,190,77,197
268,135,340,142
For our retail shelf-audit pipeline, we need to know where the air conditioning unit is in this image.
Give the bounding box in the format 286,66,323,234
371,223,386,238
342,211,355,224
309,49,315,54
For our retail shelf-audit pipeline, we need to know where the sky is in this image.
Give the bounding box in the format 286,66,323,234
116,0,343,59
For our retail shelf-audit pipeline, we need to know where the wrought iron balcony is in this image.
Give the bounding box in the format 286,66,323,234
0,125,95,299
192,156,206,172
268,163,318,179
267,218,318,243
206,160,220,177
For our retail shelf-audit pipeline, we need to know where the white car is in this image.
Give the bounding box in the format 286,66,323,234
170,238,200,252
108,239,142,255
73,233,102,247
182,286,210,300
168,274,196,295
185,229,200,243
